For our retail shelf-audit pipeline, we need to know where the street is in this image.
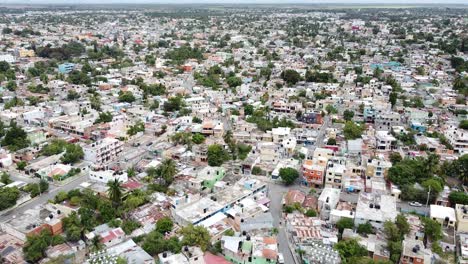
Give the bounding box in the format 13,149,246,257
268,182,297,264
0,173,88,221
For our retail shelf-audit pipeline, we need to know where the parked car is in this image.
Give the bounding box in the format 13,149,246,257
409,201,423,207
278,253,284,264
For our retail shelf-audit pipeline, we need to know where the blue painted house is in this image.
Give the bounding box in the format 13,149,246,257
58,63,75,74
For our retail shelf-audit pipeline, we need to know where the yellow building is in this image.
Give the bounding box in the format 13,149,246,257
19,49,35,57
456,204,468,233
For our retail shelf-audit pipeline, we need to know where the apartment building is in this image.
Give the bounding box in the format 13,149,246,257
83,137,123,165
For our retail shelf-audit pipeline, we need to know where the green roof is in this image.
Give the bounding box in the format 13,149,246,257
242,241,253,253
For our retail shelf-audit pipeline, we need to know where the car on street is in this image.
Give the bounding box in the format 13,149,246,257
409,201,423,207
278,253,284,264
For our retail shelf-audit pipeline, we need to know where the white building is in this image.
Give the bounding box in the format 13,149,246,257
355,193,398,228
444,126,468,154
83,138,123,165
430,205,456,228
89,169,128,184
375,131,397,151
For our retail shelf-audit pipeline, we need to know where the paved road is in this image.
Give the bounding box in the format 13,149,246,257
0,173,88,221
268,182,297,264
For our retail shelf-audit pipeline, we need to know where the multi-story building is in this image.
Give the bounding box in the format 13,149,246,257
456,204,468,233
83,138,123,165
325,157,347,189
375,131,397,151
444,126,468,154
375,112,400,131
302,159,325,187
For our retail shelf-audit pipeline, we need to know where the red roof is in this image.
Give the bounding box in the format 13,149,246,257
204,253,231,264
122,179,142,190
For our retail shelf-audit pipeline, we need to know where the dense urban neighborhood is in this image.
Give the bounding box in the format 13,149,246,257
0,4,467,264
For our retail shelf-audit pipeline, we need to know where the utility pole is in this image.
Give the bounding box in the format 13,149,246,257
425,185,431,215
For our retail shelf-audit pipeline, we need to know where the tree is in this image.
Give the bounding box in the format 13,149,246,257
244,104,254,115
1,121,30,151
326,105,338,114
227,76,242,88
343,110,354,121
39,179,49,193
281,69,301,85
336,218,354,234
395,214,410,238
357,222,374,235
0,187,20,210
422,217,443,242
127,120,145,136
95,111,113,124
179,225,211,251
192,133,205,144
1,172,12,185
118,91,136,103
23,229,52,262
207,144,229,166
142,230,181,256
0,61,10,72
163,96,184,112
121,220,141,235
389,152,402,165
279,167,299,185
343,121,364,140
155,217,174,234
449,191,468,205
460,120,468,130
446,155,468,185
334,239,368,263
107,179,124,206
60,144,84,164
305,209,317,217
152,159,177,186
90,236,103,252
326,138,337,145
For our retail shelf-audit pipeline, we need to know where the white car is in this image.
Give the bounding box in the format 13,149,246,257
409,201,423,207
278,253,284,264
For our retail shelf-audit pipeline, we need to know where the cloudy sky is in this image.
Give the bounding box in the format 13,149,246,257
1,0,467,4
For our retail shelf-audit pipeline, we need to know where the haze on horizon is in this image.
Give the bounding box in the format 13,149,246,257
1,0,467,5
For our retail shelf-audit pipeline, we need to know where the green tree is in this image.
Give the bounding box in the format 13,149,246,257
107,179,124,206
281,69,301,85
343,110,354,121
95,111,113,124
357,222,374,235
395,214,410,238
1,121,30,151
334,239,368,263
227,76,242,88
192,133,205,144
326,105,338,114
343,121,364,140
326,138,337,145
1,172,12,185
121,220,141,235
179,225,211,251
449,191,468,205
279,167,299,185
336,218,354,234
207,144,229,166
305,209,317,217
60,144,84,164
0,187,20,210
422,217,443,242
118,91,136,103
389,152,402,164
155,217,174,234
460,120,468,130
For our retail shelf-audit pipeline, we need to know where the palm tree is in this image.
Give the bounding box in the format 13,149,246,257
107,179,123,206
89,236,103,252
159,159,177,186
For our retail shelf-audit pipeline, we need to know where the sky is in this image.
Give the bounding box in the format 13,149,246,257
1,0,467,4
